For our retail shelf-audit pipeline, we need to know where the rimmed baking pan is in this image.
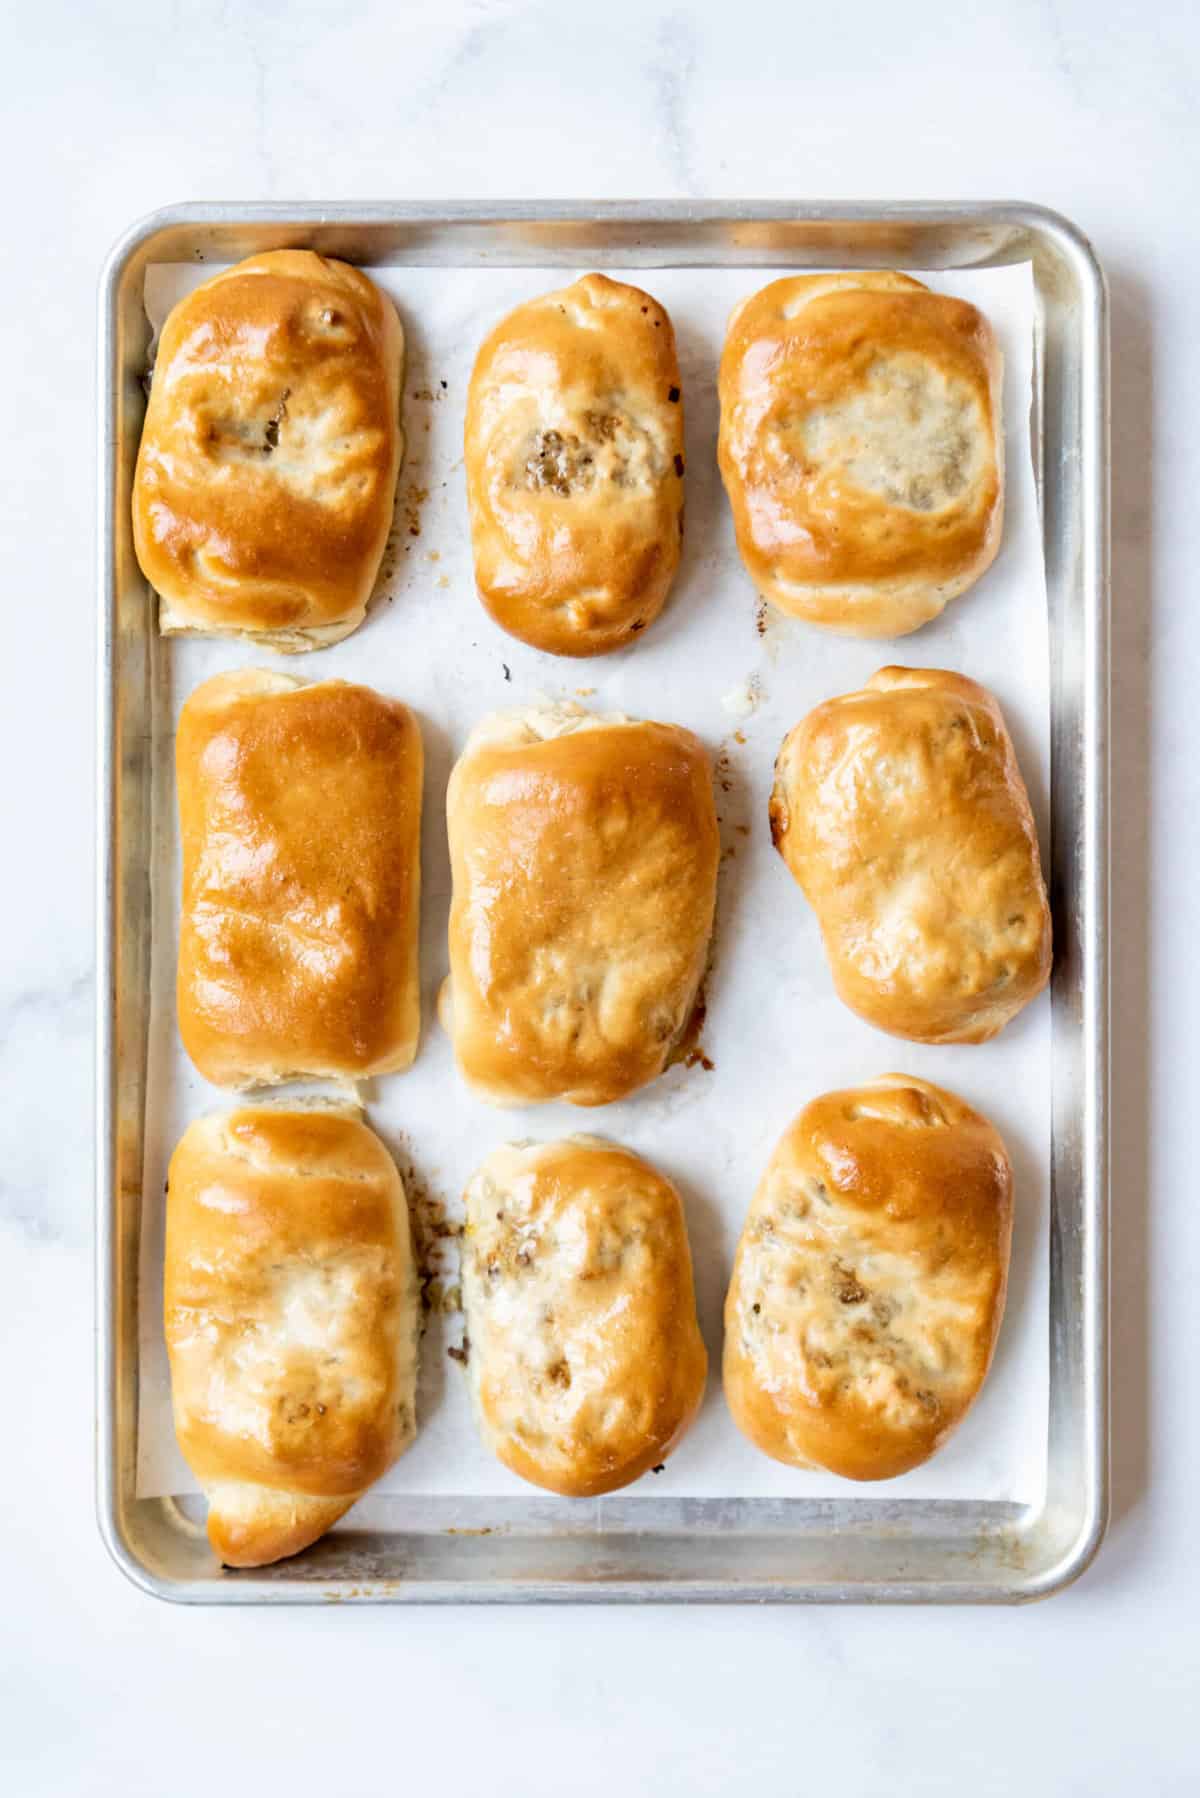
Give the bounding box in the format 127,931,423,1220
97,202,1108,1602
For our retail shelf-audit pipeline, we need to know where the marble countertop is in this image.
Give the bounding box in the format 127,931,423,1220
2,1,1195,1792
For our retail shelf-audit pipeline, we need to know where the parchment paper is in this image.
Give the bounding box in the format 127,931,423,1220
136,260,1049,1505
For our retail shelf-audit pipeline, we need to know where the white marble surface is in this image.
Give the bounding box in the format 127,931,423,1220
0,1,1193,1791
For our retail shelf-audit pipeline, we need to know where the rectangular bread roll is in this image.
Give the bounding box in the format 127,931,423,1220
769,666,1051,1043
441,702,719,1106
465,273,685,656
724,1077,1012,1481
718,272,1003,638
461,1136,707,1495
134,251,404,651
164,1106,418,1567
176,669,423,1088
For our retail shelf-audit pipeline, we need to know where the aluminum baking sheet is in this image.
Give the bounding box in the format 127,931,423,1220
97,204,1109,1602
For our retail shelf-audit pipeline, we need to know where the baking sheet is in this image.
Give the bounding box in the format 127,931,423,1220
135,260,1049,1506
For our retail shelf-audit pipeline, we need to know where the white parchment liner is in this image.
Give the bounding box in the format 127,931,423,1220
136,261,1049,1506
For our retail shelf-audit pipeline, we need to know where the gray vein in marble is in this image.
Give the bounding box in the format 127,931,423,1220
0,968,92,1244
245,17,278,193
650,10,699,195
409,3,512,124
1041,0,1194,121
0,967,92,1034
1042,0,1087,107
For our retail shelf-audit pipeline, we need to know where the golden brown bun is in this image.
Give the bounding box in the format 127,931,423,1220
769,666,1051,1043
176,669,423,1087
464,273,685,656
461,1136,707,1495
442,703,718,1106
164,1106,418,1565
717,272,1003,637
724,1077,1012,1481
134,252,404,651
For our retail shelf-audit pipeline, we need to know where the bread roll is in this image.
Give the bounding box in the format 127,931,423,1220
461,1136,707,1495
724,1077,1012,1481
770,666,1051,1043
465,273,685,655
164,1106,418,1566
441,702,718,1105
718,272,1003,637
176,669,423,1087
134,251,403,650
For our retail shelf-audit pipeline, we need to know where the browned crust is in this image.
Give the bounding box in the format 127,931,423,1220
176,670,423,1086
444,710,719,1105
717,272,1003,637
465,273,684,656
724,1077,1013,1481
769,666,1051,1043
463,1138,707,1495
134,251,403,647
165,1107,417,1566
